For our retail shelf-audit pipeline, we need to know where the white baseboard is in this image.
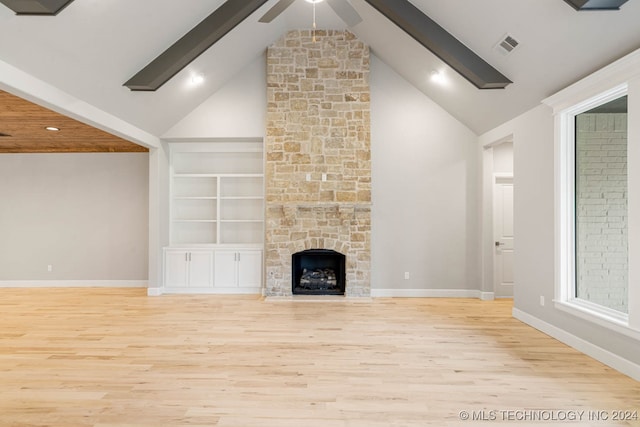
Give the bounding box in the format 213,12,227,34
264,295,373,302
513,308,640,382
0,280,148,288
161,287,261,295
371,288,495,300
147,287,163,296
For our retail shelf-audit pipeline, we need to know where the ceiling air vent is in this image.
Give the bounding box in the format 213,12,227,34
495,35,519,55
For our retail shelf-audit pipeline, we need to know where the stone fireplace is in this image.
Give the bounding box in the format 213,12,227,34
264,30,371,297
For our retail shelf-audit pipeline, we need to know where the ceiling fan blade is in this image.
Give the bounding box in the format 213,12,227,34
258,0,296,23
326,0,363,27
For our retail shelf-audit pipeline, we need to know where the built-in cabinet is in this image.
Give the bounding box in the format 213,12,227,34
214,250,263,288
164,250,214,288
163,141,264,294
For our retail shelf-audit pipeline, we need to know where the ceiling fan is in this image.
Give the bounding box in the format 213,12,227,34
258,0,363,27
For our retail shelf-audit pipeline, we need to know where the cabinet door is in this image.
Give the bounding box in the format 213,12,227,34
214,251,238,287
188,251,214,287
165,251,189,287
238,250,262,288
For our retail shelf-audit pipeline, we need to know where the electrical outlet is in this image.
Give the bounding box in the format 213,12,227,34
404,272,410,280
540,296,545,306
322,173,327,182
47,265,53,272
306,173,311,181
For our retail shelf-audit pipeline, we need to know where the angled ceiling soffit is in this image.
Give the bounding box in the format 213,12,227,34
124,0,270,91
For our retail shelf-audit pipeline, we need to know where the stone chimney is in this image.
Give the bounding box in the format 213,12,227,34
264,30,371,297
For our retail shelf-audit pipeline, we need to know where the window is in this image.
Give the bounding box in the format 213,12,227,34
552,83,634,331
574,96,628,314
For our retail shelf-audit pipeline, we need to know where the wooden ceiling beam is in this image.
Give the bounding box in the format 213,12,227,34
0,0,74,15
124,0,270,91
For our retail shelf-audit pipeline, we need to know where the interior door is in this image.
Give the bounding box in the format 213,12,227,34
494,176,514,297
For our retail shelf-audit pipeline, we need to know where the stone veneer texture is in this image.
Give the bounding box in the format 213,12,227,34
265,30,371,297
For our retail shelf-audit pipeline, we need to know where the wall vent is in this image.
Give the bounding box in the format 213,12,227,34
495,35,519,55
0,132,11,137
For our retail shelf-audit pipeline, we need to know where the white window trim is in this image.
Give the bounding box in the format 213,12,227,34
550,83,640,339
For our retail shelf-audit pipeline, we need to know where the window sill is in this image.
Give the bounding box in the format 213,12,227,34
554,299,640,341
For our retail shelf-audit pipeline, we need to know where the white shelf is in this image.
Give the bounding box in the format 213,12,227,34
174,173,263,178
172,220,217,223
174,196,217,200
169,142,264,246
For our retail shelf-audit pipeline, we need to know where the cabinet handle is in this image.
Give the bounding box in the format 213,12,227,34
189,253,192,262
185,253,188,262
237,252,240,262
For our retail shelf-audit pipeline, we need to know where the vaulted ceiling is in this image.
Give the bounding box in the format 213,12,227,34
1,0,640,148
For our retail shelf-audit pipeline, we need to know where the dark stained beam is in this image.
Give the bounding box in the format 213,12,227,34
563,0,629,10
0,0,74,15
124,0,270,91
363,0,512,89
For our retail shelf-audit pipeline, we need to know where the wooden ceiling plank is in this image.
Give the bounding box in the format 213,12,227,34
0,90,148,153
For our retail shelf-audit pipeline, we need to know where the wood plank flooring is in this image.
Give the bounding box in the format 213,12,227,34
0,288,638,426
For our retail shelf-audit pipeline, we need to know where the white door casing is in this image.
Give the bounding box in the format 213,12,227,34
494,175,514,297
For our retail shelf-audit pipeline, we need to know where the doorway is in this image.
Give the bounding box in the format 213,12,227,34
482,138,514,299
494,175,514,297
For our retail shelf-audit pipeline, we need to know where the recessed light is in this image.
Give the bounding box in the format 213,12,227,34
190,73,205,85
305,0,324,3
430,70,446,85
45,126,60,131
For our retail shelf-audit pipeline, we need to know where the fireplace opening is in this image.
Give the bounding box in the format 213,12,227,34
292,249,346,295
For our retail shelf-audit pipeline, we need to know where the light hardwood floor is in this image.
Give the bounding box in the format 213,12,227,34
0,288,638,426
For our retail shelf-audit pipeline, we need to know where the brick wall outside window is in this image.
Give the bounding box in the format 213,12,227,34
575,113,628,313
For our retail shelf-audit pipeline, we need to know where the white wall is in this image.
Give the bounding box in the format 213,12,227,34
162,54,267,139
0,153,149,282
492,141,513,174
370,55,481,295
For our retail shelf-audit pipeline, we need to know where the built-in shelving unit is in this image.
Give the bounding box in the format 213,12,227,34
164,140,264,294
170,142,264,246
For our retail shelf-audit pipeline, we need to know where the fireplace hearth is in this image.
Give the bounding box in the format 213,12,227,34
292,249,346,295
